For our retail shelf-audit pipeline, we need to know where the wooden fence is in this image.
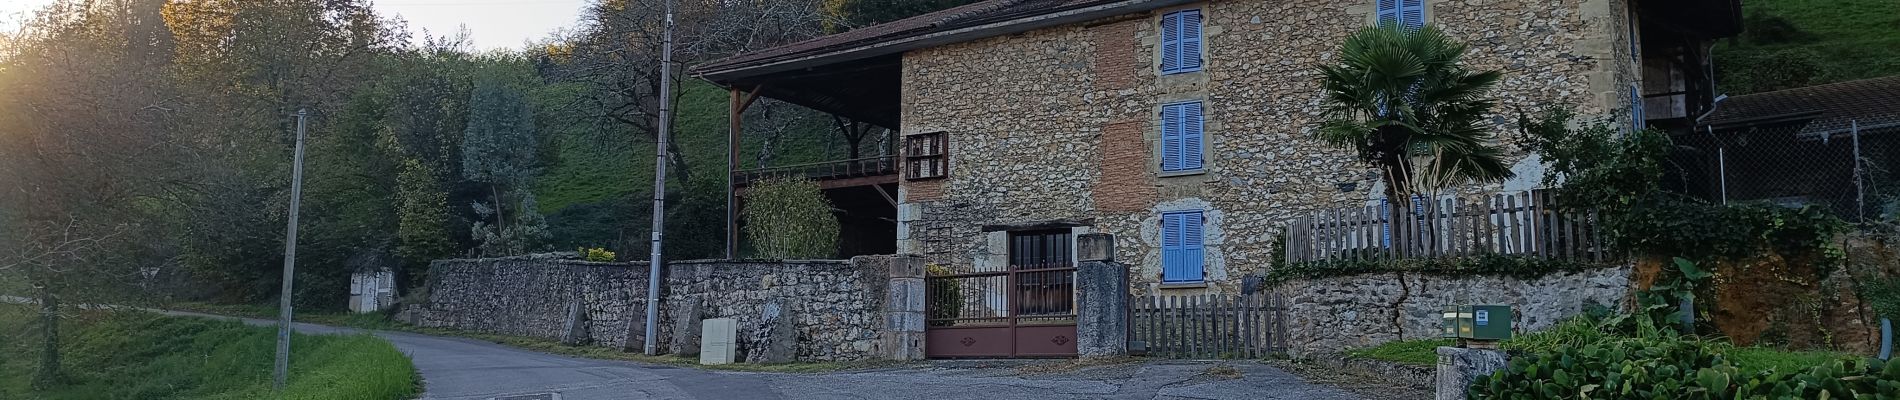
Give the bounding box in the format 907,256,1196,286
1283,190,1605,263
1130,292,1287,359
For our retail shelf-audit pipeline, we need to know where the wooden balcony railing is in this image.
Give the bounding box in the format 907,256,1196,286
734,155,898,186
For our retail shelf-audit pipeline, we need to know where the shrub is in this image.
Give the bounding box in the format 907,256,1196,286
925,264,961,327
1471,337,1900,399
580,247,616,262
741,177,839,259
1499,314,1612,356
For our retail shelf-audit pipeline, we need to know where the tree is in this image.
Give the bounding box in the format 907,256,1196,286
1315,26,1514,208
462,78,545,256
742,178,840,259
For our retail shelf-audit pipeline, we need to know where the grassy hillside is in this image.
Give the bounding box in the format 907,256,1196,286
0,307,418,400
1715,0,1900,94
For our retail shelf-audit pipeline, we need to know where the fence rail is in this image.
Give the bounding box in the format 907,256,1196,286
735,155,897,185
1130,292,1287,359
1283,190,1604,264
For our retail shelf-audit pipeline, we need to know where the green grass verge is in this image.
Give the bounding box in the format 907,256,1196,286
1347,338,1453,366
168,301,889,373
0,305,418,400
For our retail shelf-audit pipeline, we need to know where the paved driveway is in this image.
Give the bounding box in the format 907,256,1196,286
175,311,1366,400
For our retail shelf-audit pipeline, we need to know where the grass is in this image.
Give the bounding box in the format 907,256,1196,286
1724,347,1858,375
1347,338,1453,366
1714,0,1900,93
0,304,418,400
168,300,881,373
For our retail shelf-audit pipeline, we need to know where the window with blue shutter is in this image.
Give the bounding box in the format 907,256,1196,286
1160,10,1203,74
1631,85,1646,131
1160,102,1204,172
1161,211,1205,283
1377,0,1425,29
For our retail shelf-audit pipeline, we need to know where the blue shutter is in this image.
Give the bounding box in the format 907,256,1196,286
1160,103,1183,170
1162,212,1205,283
1400,0,1425,29
1160,12,1181,72
1631,85,1645,131
1181,102,1204,170
1376,0,1400,27
1179,10,1204,73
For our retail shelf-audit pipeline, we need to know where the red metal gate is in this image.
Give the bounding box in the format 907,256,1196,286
924,230,1078,358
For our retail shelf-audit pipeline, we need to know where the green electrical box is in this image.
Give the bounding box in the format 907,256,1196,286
1441,305,1513,341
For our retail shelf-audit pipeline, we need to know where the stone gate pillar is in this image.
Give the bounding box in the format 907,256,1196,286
883,255,927,360
1075,233,1129,358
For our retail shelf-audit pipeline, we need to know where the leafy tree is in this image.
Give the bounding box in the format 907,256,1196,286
742,178,840,259
1315,26,1514,208
395,159,455,284
462,78,544,256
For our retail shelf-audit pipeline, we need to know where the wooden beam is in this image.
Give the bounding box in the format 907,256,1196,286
871,183,898,208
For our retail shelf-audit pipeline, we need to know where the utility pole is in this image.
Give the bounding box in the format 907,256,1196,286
275,109,309,390
644,0,675,356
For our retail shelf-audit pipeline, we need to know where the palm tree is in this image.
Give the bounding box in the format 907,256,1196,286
1316,25,1514,210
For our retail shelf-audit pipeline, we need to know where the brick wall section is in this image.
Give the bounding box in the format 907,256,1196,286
1094,120,1155,212
1092,20,1139,91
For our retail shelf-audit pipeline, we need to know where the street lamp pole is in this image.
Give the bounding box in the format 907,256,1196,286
274,108,309,390
644,0,676,356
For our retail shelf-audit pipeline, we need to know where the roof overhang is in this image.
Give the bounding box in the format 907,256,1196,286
695,0,1194,83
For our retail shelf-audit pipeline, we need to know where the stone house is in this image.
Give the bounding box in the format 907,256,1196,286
696,0,1738,294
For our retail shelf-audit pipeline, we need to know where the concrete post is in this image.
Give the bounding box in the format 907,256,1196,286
1436,346,1509,400
883,255,927,360
1075,233,1129,358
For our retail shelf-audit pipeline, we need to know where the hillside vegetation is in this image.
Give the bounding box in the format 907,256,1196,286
0,307,417,399
1715,0,1900,94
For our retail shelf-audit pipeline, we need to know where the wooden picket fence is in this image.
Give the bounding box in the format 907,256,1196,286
1283,190,1606,263
1130,292,1288,359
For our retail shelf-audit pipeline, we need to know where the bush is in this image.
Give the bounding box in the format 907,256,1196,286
741,178,839,259
925,264,961,327
1471,337,1900,399
1499,314,1612,356
580,247,616,262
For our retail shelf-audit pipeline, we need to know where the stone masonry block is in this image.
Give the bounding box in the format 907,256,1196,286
889,255,926,279
887,278,926,313
1078,233,1116,262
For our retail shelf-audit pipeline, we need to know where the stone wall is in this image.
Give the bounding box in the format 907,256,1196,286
896,0,1637,294
399,254,912,362
1278,267,1632,356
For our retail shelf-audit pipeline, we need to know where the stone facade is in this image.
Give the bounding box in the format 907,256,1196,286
895,0,1641,293
1279,266,1632,356
399,255,916,362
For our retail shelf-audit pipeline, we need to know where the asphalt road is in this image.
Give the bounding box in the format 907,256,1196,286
171,310,1369,400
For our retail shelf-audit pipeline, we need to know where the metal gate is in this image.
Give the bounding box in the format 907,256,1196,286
924,230,1078,358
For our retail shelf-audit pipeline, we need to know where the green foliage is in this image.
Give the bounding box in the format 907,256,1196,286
1605,258,1713,334
925,264,961,326
1725,347,1858,376
470,193,552,257
1316,25,1514,200
1499,314,1615,356
1348,338,1453,366
1471,336,1900,399
1861,277,1900,320
741,178,839,259
580,247,616,262
1715,0,1900,95
0,308,418,399
395,159,456,285
1265,253,1607,284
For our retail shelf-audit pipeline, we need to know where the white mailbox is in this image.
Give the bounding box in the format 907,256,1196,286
700,318,738,365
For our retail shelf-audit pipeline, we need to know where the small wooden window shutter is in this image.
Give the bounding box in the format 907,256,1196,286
1180,10,1203,72
1376,0,1401,27
1400,0,1426,29
1160,13,1182,72
1160,104,1184,170
1182,102,1204,170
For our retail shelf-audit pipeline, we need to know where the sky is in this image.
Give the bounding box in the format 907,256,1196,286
0,0,591,51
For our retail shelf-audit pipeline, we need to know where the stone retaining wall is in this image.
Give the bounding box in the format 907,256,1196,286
398,254,916,362
1280,267,1633,356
